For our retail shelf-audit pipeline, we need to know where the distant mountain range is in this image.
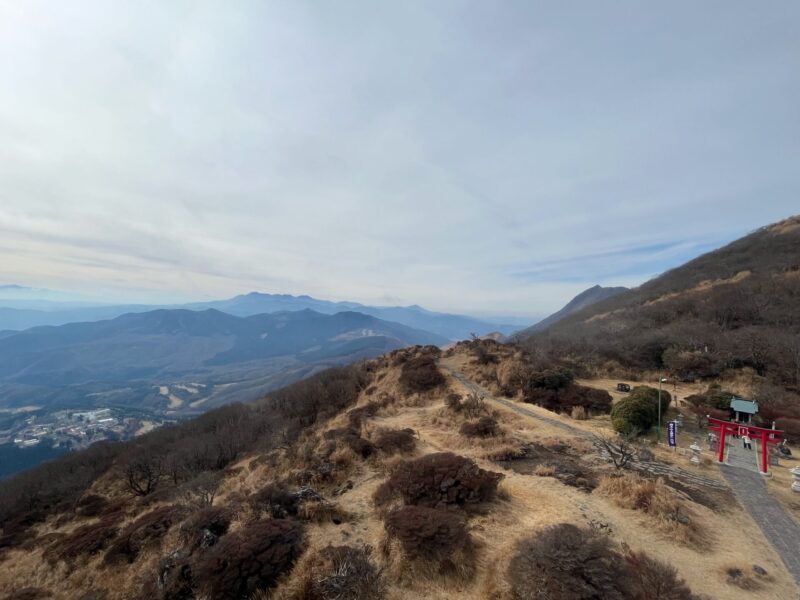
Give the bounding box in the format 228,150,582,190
0,292,524,341
512,285,628,338
0,308,445,414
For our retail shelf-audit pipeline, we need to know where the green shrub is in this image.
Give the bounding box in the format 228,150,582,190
611,397,654,435
629,386,671,415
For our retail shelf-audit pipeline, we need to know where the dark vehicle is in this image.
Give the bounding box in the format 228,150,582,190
616,383,631,393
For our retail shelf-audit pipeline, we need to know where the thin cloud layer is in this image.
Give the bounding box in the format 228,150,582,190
0,2,798,315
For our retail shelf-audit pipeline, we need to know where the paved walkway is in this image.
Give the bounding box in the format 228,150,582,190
721,446,800,586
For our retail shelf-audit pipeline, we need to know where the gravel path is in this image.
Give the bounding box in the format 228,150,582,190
443,366,726,490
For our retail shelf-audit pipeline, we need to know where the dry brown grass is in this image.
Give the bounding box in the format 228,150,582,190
596,473,707,549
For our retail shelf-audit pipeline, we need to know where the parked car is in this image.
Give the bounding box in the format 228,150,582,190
616,383,631,392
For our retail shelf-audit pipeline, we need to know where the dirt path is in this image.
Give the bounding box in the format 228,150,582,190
443,363,800,589
442,364,727,491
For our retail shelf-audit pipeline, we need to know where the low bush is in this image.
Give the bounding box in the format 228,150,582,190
508,523,627,599
626,550,699,599
44,516,119,565
252,484,300,518
347,402,380,428
192,519,305,600
374,452,503,509
296,545,385,600
459,416,498,438
324,428,375,458
384,505,468,561
445,393,463,412
526,368,575,392
399,355,445,394
104,504,191,565
524,383,612,415
372,428,416,454
74,494,109,517
179,505,232,548
3,589,52,600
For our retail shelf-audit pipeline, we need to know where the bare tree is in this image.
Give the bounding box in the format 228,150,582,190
123,456,164,497
184,471,223,507
593,430,639,470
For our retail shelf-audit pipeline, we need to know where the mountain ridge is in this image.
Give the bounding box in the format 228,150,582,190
0,292,522,340
513,284,628,338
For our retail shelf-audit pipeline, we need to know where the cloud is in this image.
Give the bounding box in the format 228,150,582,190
0,1,798,315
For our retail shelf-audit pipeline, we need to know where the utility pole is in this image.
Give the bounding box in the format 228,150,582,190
657,376,666,443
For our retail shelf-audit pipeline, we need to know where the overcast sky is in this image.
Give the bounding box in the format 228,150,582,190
0,1,798,317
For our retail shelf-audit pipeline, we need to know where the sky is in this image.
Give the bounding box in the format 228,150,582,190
0,1,798,318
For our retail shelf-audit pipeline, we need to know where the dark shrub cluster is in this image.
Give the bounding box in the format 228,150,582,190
74,494,109,517
44,516,119,565
527,367,575,392
473,342,499,365
179,505,232,548
372,428,416,454
192,519,305,600
324,427,375,458
459,416,498,438
508,524,625,599
346,401,380,428
3,589,52,600
399,354,445,394
374,452,502,509
299,545,385,600
625,550,699,600
445,393,463,411
508,523,697,600
384,505,468,561
104,504,191,565
525,383,612,415
251,483,300,518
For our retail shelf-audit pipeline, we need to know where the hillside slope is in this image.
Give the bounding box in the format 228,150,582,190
513,284,628,338
523,216,800,388
0,344,794,600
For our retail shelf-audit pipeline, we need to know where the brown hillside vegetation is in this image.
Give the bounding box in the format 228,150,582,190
0,344,796,599
523,216,800,407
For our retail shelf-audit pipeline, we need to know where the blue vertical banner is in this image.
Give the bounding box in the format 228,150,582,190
667,421,677,447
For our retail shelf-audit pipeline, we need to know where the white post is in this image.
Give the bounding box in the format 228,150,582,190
689,442,701,466
791,467,800,493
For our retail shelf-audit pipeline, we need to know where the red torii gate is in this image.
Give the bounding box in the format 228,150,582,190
708,417,783,474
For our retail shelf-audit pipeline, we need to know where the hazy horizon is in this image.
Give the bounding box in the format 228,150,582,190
1,2,798,316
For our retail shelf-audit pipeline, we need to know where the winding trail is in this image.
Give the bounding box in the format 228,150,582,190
444,363,800,588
